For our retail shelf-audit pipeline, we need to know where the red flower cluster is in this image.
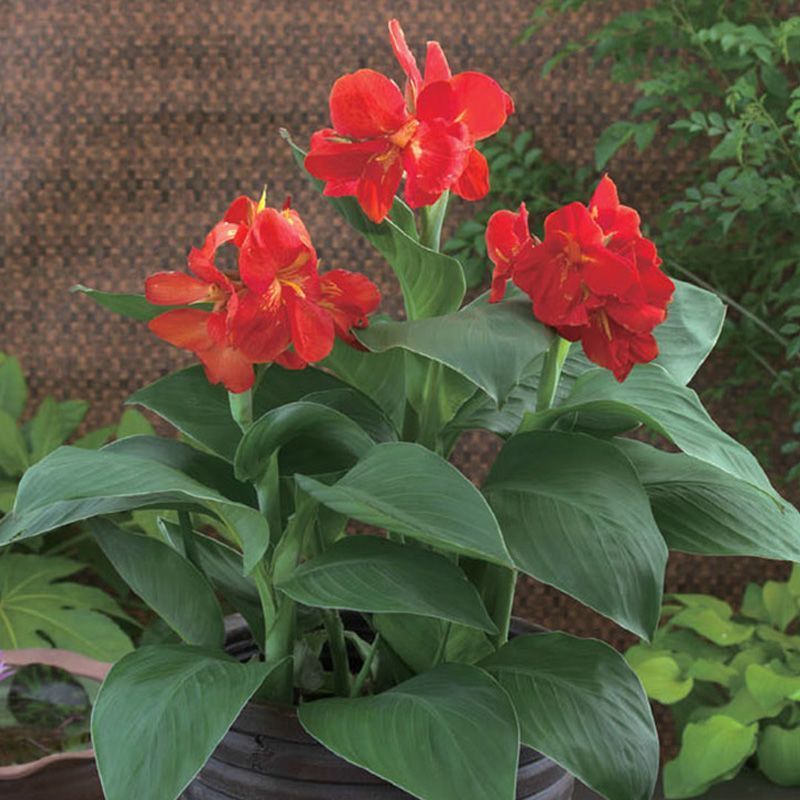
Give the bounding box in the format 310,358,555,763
487,176,675,381
145,195,381,393
305,20,514,223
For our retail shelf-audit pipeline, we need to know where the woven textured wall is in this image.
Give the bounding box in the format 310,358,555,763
2,0,790,675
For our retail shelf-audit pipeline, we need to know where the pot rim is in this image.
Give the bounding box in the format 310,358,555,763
0,648,111,780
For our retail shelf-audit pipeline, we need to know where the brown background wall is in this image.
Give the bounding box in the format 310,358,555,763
2,0,789,661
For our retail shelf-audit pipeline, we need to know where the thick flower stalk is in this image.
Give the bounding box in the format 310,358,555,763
487,176,675,381
145,194,381,392
305,19,514,223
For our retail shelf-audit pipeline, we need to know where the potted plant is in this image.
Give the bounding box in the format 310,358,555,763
1,18,799,800
0,648,110,800
627,567,800,798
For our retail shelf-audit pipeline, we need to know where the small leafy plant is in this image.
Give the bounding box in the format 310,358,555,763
1,17,799,800
627,568,800,797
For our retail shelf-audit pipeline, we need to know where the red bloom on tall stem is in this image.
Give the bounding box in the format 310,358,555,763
487,176,675,382
145,195,381,392
305,20,513,223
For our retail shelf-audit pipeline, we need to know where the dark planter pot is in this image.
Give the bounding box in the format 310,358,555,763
184,616,574,800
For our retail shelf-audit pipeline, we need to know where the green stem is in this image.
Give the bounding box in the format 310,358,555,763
536,337,571,412
323,609,351,697
419,191,449,251
229,389,253,433
350,634,381,697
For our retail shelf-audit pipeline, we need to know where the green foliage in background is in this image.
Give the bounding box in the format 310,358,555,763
627,568,800,797
448,1,800,480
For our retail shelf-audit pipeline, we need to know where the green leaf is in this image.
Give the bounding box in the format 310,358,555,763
0,409,29,476
0,552,133,660
71,284,187,321
358,292,553,405
615,440,800,562
757,725,800,786
116,408,155,438
595,121,636,170
483,431,667,638
670,607,754,646
301,388,398,444
762,580,799,631
745,664,800,708
73,425,116,449
663,716,758,799
234,401,376,482
0,353,27,420
524,364,774,494
482,633,659,800
285,131,466,320
322,340,406,428
278,535,497,633
0,446,268,572
55,399,90,441
92,645,278,800
635,656,695,704
90,518,224,648
297,442,512,566
299,663,520,800
29,396,69,462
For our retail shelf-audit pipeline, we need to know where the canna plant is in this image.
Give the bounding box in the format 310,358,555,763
1,18,800,800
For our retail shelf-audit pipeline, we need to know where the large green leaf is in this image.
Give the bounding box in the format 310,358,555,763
615,440,800,561
235,401,376,482
0,353,28,420
71,284,189,321
90,518,224,649
663,716,758,798
92,645,278,800
757,725,800,786
482,633,659,800
524,364,773,493
0,446,269,572
285,132,465,319
483,431,666,638
0,409,29,476
299,663,519,800
278,535,496,633
0,552,133,660
296,442,512,566
358,292,552,405
301,388,398,444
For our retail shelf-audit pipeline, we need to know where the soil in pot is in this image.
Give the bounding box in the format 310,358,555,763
183,615,575,800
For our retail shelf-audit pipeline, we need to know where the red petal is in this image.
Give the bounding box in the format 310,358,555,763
423,72,511,140
224,196,258,246
402,119,470,208
305,130,389,198
486,205,528,267
424,41,452,85
389,19,422,95
330,70,408,140
452,147,489,201
285,293,335,364
542,202,605,250
356,146,404,223
581,247,638,300
238,208,315,294
199,343,255,393
230,290,292,363
275,349,308,370
145,272,212,305
589,175,642,243
321,269,381,318
148,309,214,352
188,221,238,284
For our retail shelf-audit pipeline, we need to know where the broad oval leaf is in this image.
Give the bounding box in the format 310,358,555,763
0,552,133,660
92,645,277,800
358,293,552,405
71,284,181,321
302,388,398,443
484,431,666,639
285,131,465,320
0,446,268,572
277,535,497,633
481,632,659,800
299,663,520,800
523,364,774,494
296,442,512,567
90,518,225,649
235,401,377,482
615,439,800,562
757,725,800,786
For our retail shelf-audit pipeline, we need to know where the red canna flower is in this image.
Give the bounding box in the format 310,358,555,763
487,176,674,382
305,19,513,223
145,194,381,392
